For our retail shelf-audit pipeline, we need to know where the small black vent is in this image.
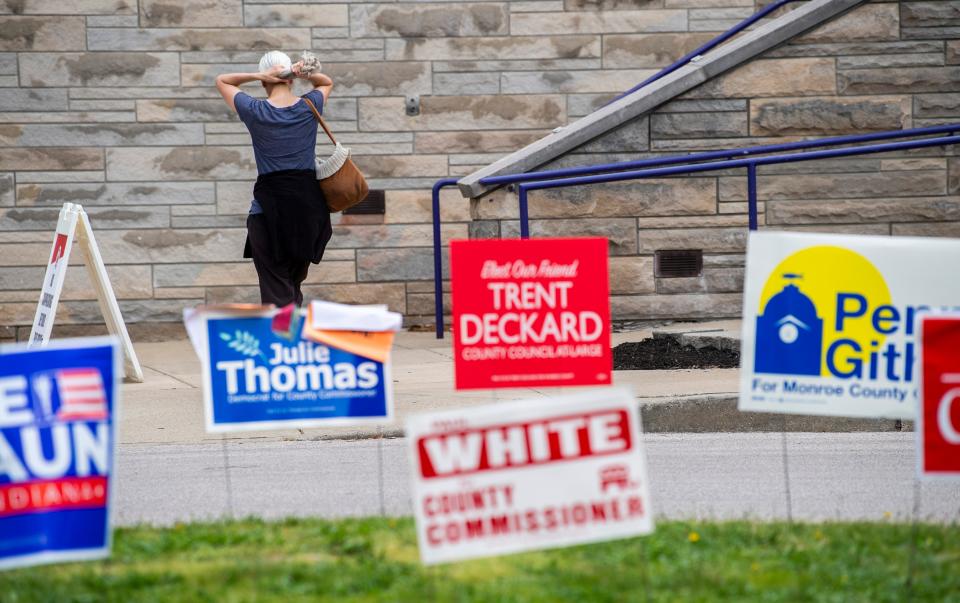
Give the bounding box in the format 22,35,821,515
655,250,703,278
342,189,385,215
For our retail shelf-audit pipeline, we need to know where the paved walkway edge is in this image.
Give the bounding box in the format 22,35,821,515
295,394,910,442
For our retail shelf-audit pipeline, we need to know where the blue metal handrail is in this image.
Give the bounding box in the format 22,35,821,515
605,0,803,107
480,124,960,188
515,133,960,238
431,123,960,337
431,177,459,336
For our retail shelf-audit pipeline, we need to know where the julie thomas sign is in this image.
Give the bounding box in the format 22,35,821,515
407,388,653,565
918,316,960,479
0,338,119,570
450,238,612,390
740,231,960,419
197,312,393,432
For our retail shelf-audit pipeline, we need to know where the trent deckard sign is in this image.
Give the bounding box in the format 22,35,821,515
450,238,612,390
740,231,960,419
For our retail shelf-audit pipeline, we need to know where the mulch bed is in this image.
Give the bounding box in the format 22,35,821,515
612,336,740,370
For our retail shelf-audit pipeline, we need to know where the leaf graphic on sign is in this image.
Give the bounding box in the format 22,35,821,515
219,329,269,362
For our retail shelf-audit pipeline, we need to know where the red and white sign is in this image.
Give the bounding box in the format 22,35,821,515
406,387,653,565
918,316,960,479
450,238,612,390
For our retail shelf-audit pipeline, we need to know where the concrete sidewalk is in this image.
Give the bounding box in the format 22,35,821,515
119,324,904,446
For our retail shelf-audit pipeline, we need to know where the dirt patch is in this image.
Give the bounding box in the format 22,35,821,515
613,336,739,370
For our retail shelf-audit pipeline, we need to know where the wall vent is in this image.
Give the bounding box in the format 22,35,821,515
342,189,385,215
655,250,703,278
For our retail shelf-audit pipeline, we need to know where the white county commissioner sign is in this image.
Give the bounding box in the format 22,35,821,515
406,388,653,565
739,231,960,420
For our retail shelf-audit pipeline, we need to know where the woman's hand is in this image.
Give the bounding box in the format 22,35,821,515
257,65,290,84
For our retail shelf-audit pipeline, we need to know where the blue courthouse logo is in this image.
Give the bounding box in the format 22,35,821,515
755,278,823,376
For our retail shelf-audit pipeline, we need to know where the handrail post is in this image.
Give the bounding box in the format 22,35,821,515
431,178,459,339
518,185,530,239
747,163,759,231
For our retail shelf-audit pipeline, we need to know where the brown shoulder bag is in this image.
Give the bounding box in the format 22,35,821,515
303,97,369,213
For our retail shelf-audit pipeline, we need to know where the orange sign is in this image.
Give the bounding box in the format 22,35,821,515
304,305,395,363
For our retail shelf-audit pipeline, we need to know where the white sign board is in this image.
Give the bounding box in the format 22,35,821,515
740,231,960,419
28,203,142,383
29,207,77,347
407,387,653,565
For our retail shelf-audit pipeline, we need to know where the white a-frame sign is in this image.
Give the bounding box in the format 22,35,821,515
29,203,144,382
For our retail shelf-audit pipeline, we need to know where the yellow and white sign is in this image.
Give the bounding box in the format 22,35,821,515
739,231,960,419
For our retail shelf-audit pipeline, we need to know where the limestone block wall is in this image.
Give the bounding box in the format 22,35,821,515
470,0,960,323
0,0,956,339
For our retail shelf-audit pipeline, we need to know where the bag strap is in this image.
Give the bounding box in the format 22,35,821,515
303,97,337,145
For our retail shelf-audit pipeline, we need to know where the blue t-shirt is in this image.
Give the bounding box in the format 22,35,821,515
234,90,325,214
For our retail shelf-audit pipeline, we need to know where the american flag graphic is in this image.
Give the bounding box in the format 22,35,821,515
55,368,108,421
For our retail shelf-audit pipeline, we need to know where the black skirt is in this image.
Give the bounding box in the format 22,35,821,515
242,169,332,264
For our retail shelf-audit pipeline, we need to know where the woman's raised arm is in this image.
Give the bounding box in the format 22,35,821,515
293,62,334,102
215,68,288,111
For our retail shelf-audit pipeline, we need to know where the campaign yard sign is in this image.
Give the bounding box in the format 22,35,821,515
450,238,612,390
918,316,960,479
199,312,393,432
740,231,960,419
407,387,653,565
0,338,119,570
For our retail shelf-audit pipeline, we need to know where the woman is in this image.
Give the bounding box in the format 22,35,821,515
214,51,335,307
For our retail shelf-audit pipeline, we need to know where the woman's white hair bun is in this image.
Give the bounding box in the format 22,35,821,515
298,50,321,74
258,50,292,74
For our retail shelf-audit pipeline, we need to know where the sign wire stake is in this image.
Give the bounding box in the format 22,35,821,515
780,416,793,523
636,416,653,603
377,425,386,516
905,478,921,600
430,564,441,599
638,536,653,603
222,434,235,520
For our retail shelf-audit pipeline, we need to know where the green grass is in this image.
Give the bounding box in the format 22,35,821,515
2,518,958,602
